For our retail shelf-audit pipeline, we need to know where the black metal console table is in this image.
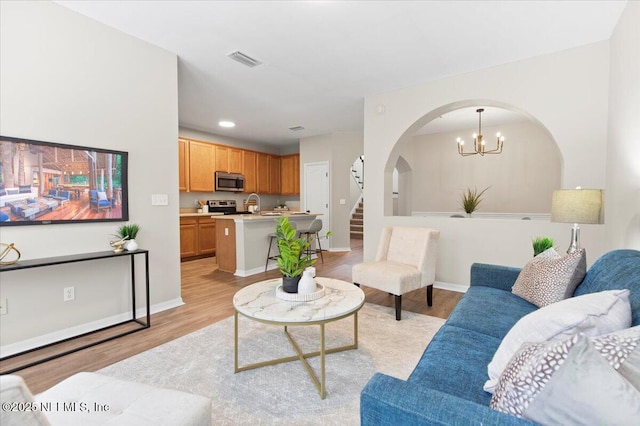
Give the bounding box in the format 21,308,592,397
0,249,150,374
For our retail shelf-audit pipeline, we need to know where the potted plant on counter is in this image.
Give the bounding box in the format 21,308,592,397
275,217,316,293
116,223,141,251
460,186,490,216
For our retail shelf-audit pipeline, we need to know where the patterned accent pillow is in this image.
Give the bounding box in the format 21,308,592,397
512,247,586,308
490,328,640,418
484,289,631,393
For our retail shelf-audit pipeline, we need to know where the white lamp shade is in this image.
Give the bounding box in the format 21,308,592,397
551,189,604,224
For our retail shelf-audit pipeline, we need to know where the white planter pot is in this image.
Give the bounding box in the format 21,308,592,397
126,239,139,251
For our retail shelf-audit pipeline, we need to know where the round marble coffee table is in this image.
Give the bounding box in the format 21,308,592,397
233,277,365,399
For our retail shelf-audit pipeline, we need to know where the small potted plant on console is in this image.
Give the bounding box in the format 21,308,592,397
116,223,141,251
275,217,316,293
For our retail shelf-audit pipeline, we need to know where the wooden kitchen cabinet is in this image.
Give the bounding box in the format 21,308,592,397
178,137,300,196
188,141,216,192
198,217,216,255
215,145,243,174
180,217,198,258
269,155,281,195
256,152,270,194
215,218,236,273
228,148,243,173
180,216,216,259
178,138,190,191
242,150,257,193
280,154,299,195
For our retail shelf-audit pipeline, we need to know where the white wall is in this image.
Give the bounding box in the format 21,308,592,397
408,121,561,214
606,1,640,251
300,132,364,251
0,1,179,350
364,42,610,287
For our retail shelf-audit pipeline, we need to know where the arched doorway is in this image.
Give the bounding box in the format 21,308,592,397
385,101,562,217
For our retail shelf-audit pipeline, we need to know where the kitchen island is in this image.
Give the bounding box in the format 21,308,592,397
215,212,321,276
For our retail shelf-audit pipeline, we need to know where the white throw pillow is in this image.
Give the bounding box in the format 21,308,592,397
97,191,108,201
483,289,632,394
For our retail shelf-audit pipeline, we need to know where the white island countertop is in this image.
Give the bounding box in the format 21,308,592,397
217,212,318,221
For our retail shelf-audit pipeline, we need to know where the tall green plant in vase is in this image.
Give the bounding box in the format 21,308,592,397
460,186,490,216
275,217,316,293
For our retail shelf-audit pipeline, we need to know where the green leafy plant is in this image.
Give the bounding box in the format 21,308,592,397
275,217,316,277
460,186,490,214
532,236,554,256
115,223,140,240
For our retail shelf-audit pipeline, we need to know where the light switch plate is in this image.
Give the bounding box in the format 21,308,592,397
151,194,169,206
339,199,346,205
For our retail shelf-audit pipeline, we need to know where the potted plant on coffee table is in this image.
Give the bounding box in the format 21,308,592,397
275,217,316,293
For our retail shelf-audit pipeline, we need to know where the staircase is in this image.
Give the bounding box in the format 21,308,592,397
350,200,364,239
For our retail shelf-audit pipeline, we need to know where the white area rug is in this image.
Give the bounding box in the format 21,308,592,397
99,303,445,425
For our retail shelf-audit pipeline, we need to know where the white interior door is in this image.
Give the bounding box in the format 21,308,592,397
303,161,330,240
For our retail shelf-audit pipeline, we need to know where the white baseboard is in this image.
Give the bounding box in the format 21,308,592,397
235,265,275,277
434,281,468,293
328,247,351,252
0,297,184,358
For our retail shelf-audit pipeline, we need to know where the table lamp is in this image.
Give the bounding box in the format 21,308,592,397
551,188,604,253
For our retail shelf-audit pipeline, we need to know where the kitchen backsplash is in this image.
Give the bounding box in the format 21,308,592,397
179,192,299,211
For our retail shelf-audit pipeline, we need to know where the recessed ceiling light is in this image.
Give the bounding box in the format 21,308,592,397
219,121,235,128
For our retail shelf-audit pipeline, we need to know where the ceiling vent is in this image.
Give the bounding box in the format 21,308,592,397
288,126,305,131
227,51,262,68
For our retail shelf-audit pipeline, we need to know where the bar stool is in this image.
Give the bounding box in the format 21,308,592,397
265,222,298,271
297,219,324,263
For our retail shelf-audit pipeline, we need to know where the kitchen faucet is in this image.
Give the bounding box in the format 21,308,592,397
245,193,261,213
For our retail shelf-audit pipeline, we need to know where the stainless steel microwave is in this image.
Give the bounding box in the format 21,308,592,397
215,171,245,192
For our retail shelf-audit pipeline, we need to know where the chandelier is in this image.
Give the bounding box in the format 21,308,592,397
456,108,505,156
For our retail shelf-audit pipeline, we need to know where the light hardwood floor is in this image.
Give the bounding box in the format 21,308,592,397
2,239,463,393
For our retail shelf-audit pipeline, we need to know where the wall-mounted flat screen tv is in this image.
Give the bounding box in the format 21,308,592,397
0,136,128,226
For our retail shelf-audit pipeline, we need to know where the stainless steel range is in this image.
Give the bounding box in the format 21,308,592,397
207,200,252,215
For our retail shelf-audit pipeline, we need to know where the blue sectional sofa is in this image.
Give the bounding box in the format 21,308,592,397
361,249,640,425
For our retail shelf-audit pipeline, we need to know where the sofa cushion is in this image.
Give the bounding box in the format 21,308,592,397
512,248,586,307
352,261,421,294
446,286,537,339
35,372,211,426
484,289,632,393
409,324,501,405
0,375,51,426
574,249,640,326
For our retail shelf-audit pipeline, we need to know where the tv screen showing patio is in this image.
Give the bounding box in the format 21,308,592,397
0,136,129,226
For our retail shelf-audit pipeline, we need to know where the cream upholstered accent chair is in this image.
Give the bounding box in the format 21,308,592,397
352,226,439,320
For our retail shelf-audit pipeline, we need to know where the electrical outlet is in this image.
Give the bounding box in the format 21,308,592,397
0,298,7,315
63,286,75,302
